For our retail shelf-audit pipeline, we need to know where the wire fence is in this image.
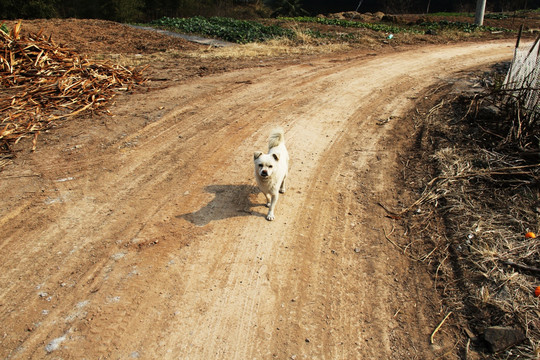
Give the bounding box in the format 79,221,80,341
503,32,540,124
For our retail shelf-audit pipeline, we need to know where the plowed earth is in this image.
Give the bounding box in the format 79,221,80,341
0,20,517,359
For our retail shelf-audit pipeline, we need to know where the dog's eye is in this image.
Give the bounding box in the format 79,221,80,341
258,164,263,168
269,165,273,168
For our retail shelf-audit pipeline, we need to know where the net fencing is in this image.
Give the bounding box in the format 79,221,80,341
503,36,540,123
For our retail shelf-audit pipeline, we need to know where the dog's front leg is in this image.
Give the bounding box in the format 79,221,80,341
266,193,278,221
265,193,272,208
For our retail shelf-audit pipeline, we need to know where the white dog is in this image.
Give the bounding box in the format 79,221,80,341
253,129,289,221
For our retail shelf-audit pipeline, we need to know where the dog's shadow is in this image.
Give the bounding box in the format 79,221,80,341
178,184,266,226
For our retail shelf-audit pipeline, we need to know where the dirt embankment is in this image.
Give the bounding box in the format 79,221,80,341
0,19,518,359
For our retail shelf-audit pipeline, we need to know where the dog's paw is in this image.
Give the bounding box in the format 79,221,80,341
279,189,286,194
266,213,275,221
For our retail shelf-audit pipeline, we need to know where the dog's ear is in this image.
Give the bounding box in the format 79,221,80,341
254,151,263,160
272,153,280,161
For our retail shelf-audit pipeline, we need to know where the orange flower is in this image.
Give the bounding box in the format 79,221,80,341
525,232,536,239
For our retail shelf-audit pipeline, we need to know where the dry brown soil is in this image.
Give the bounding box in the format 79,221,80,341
0,20,519,359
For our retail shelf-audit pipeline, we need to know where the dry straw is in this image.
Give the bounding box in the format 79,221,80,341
384,45,539,355
0,20,146,156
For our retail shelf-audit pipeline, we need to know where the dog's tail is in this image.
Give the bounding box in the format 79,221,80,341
268,128,285,150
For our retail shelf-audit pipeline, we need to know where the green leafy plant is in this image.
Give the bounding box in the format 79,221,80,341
280,16,409,34
151,16,295,43
418,20,511,33
283,16,512,35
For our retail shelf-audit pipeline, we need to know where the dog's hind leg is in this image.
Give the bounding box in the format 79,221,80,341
279,177,286,194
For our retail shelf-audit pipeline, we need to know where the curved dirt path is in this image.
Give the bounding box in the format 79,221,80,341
0,41,515,359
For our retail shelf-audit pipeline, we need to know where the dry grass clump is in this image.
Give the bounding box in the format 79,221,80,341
431,146,538,358
180,26,355,61
182,35,351,60
400,67,539,358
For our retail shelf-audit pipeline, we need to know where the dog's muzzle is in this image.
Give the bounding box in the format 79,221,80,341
260,170,268,177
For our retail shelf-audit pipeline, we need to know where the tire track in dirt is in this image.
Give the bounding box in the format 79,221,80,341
0,41,515,359
266,79,434,359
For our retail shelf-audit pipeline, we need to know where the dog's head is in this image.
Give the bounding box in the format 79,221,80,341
254,151,279,179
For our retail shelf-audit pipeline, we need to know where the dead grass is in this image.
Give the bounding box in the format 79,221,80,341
183,37,351,60
398,68,539,358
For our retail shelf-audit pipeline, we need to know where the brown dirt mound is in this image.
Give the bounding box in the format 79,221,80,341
3,18,200,55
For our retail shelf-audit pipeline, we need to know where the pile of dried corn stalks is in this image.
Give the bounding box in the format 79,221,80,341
0,21,146,154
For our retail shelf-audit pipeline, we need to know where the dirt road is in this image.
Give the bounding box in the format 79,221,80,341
0,41,515,359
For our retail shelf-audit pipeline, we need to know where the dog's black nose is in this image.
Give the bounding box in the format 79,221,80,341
261,171,268,177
